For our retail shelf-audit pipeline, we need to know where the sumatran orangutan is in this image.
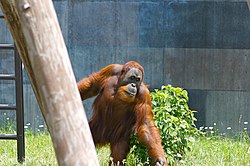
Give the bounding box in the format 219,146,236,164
77,61,167,166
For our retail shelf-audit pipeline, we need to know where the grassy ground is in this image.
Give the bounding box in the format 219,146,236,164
0,131,249,166
179,134,250,166
0,132,56,165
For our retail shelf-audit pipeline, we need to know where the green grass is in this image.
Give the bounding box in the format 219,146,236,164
0,132,56,166
0,131,249,166
178,134,250,166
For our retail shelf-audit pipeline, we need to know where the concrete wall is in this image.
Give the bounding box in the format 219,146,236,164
1,0,250,133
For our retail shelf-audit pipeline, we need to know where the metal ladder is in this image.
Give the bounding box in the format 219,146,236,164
0,14,25,163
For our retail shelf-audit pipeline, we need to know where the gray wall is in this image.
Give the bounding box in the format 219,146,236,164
1,0,250,133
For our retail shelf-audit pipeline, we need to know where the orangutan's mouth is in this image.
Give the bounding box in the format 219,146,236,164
125,91,136,97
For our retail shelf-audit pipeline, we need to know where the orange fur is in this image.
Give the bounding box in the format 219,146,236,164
77,61,167,165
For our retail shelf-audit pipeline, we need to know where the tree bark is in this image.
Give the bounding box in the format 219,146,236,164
0,1,99,165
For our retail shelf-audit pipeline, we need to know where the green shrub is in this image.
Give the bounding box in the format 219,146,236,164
130,85,201,165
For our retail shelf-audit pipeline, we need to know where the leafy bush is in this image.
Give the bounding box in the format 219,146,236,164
130,85,201,165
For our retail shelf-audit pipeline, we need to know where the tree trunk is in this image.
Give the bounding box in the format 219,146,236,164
0,1,99,165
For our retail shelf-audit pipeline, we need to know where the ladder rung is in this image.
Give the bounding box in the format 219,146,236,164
0,134,17,140
0,44,15,49
0,104,16,110
0,15,4,19
0,74,15,80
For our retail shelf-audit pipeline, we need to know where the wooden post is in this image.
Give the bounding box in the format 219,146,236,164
0,1,99,165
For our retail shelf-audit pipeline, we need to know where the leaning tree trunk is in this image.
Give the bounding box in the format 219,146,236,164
0,0,99,165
